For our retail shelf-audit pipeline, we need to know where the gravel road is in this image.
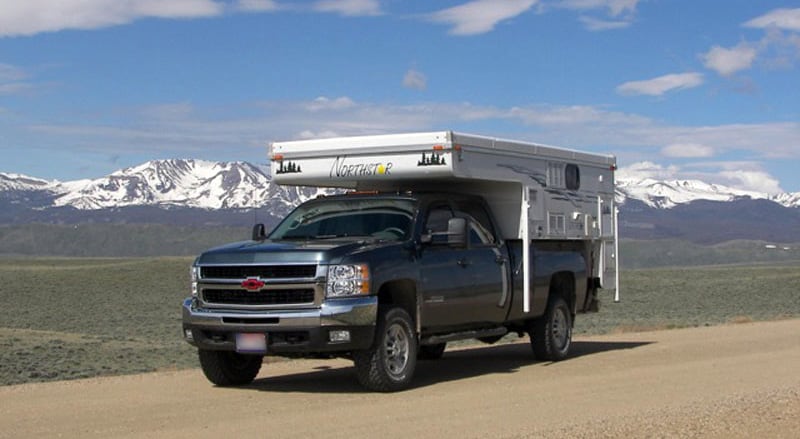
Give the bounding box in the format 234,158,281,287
1,319,798,438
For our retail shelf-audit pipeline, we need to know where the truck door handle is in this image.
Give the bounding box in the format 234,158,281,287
457,259,471,267
495,255,508,264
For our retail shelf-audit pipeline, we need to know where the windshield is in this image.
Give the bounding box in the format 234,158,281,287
269,197,416,241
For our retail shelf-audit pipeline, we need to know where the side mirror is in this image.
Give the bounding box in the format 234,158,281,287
251,223,267,241
446,217,467,247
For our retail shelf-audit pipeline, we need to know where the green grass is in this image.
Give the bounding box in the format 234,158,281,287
0,257,197,385
576,262,800,335
1,257,799,386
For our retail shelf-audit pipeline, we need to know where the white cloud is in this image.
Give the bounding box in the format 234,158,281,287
235,0,279,13
661,143,714,158
702,43,758,76
429,0,538,36
616,161,680,181
744,8,800,31
578,16,631,31
312,0,382,17
19,99,800,187
616,72,704,96
402,68,427,91
0,0,223,37
619,161,784,194
557,0,639,30
718,169,783,194
558,0,639,17
305,96,357,111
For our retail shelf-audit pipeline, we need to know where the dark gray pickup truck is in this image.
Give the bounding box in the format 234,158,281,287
182,191,597,391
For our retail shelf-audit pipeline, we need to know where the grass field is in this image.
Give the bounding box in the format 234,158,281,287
1,257,799,386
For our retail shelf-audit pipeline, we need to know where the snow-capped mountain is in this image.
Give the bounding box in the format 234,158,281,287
3,160,800,244
614,177,784,209
2,159,799,212
1,159,333,216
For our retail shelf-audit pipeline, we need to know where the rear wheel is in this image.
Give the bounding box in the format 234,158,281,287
353,307,417,392
529,296,572,361
198,349,262,386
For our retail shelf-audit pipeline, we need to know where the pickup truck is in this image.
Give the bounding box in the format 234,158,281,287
182,190,594,391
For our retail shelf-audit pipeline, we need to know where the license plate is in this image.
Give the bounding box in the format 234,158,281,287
235,333,267,354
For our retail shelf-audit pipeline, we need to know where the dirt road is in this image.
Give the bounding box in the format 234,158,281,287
1,319,799,438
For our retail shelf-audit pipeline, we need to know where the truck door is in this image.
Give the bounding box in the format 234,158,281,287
418,201,508,330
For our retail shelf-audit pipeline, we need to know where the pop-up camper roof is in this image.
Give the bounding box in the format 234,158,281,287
271,131,615,188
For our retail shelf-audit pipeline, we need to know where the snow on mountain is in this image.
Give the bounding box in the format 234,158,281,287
0,172,53,191
771,192,800,209
615,177,770,209
2,160,799,211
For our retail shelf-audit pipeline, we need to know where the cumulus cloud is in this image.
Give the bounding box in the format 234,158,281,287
616,73,704,96
0,0,223,37
702,43,758,76
312,0,382,17
661,143,714,158
744,8,800,31
402,68,427,91
719,169,784,194
616,161,680,181
429,0,538,36
619,161,784,194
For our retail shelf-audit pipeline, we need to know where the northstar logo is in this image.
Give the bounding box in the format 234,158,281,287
330,156,392,178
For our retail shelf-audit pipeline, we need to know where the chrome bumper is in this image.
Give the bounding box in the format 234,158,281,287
181,296,378,352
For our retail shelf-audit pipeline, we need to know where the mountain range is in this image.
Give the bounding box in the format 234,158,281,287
2,159,800,244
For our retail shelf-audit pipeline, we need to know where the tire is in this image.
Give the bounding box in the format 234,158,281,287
529,296,573,361
418,342,446,360
198,349,263,386
353,307,418,392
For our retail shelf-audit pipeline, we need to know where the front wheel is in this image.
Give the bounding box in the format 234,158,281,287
198,349,263,386
529,296,573,361
353,307,417,392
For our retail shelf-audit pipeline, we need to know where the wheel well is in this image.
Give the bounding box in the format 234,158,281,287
377,280,417,328
549,271,576,314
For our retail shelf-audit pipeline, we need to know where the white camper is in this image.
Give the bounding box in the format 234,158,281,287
271,131,619,308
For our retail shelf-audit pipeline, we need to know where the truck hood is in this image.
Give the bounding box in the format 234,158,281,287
196,239,383,265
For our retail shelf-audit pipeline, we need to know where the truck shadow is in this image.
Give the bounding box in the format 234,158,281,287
245,339,652,393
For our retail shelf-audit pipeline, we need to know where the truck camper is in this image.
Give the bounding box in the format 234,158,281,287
182,131,618,391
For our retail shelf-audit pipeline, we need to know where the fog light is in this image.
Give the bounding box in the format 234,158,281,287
329,330,350,343
184,329,194,342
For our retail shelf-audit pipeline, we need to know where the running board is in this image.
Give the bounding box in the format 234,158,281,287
420,327,508,346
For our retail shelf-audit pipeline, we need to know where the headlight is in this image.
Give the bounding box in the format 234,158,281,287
326,264,369,298
190,266,199,297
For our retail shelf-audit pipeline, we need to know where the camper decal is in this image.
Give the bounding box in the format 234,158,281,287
418,152,446,167
330,156,393,178
276,160,302,174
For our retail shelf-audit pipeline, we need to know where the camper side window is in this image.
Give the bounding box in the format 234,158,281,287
547,162,564,188
565,164,580,190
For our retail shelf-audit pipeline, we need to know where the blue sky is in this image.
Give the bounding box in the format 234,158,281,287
1,0,798,193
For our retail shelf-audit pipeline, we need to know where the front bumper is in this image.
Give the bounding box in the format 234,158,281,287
181,296,378,354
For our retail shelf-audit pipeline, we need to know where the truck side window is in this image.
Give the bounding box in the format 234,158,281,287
455,201,497,246
424,205,453,233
